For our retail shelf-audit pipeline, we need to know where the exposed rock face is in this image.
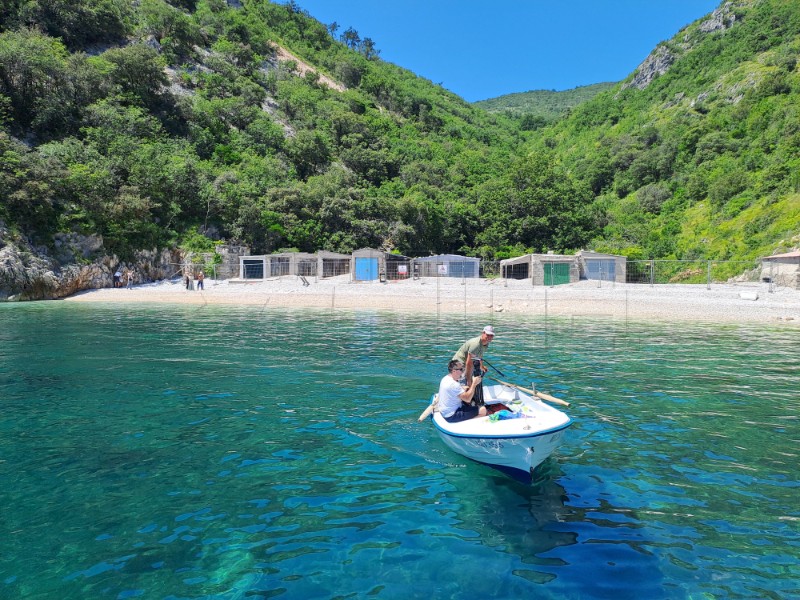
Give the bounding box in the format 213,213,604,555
0,242,59,301
699,3,738,33
0,227,181,301
623,2,739,91
622,45,675,91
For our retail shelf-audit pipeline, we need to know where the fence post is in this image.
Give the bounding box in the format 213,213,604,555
707,260,711,290
650,260,655,286
769,260,774,293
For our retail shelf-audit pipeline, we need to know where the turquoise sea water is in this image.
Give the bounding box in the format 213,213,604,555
1,302,798,600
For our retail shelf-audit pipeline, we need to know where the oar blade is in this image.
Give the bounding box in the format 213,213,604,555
418,404,435,421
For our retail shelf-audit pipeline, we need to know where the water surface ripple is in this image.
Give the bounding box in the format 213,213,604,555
1,303,798,599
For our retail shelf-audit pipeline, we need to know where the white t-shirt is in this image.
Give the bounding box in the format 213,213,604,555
438,375,465,418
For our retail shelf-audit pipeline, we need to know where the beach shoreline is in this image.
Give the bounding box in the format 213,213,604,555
61,276,800,326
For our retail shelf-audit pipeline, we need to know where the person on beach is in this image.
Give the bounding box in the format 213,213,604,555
126,270,134,289
185,273,192,290
197,270,204,290
452,325,495,405
438,360,487,423
113,269,122,288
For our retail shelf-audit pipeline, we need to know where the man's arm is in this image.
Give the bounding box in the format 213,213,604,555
465,352,474,385
458,376,482,402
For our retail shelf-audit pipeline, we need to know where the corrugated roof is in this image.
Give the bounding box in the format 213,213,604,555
499,254,531,265
414,254,479,262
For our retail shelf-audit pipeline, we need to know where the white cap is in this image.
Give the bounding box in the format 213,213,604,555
483,325,495,336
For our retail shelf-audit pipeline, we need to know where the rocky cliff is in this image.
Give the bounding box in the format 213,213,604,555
0,225,181,301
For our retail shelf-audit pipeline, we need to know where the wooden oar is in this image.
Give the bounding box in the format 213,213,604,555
486,376,570,407
417,403,435,421
417,395,438,421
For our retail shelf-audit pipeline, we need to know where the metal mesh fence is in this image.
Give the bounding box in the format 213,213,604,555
242,261,263,279
321,259,350,278
385,259,412,281
481,260,501,278
297,259,317,277
626,260,761,286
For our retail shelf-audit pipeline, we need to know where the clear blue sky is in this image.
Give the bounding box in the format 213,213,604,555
295,0,722,102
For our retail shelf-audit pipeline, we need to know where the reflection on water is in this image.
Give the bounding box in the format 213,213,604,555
0,303,798,599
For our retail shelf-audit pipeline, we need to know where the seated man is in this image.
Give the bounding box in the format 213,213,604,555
438,360,488,423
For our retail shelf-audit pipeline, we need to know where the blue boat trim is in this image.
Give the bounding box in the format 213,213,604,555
432,418,572,439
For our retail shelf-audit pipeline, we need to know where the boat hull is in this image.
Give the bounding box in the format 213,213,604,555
429,384,571,483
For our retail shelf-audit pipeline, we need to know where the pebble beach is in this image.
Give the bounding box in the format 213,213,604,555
63,275,800,326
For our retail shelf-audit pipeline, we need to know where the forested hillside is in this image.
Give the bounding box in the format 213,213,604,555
2,0,589,263
538,0,800,264
0,0,798,277
475,82,616,128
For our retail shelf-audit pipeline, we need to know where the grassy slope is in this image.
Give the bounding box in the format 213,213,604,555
531,0,800,264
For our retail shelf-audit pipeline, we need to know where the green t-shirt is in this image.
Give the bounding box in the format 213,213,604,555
452,336,485,363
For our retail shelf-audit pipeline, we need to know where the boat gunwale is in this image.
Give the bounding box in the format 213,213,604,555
431,415,572,440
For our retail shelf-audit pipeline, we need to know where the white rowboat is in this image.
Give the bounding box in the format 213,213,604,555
427,383,571,483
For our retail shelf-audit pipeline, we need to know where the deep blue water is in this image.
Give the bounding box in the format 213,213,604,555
1,302,798,599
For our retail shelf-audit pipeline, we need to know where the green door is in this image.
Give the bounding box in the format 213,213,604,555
544,262,570,286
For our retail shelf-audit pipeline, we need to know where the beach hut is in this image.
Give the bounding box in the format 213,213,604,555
351,248,382,281
500,253,579,285
412,254,480,278
500,255,532,280
295,253,317,277
578,251,627,283
240,255,266,279
238,252,317,279
262,252,316,277
761,251,800,289
351,249,411,281
317,251,351,278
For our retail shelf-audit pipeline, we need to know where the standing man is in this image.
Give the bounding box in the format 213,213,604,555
197,270,205,291
452,326,496,404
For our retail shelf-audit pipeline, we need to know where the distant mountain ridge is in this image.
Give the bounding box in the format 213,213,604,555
474,82,616,122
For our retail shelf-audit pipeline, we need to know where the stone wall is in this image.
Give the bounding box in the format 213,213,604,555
215,244,249,279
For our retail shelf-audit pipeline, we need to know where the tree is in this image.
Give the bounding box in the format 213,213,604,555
341,27,360,50
637,183,671,214
0,133,60,238
14,0,132,49
0,29,69,130
102,44,169,110
360,37,379,60
285,129,331,179
137,0,201,59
